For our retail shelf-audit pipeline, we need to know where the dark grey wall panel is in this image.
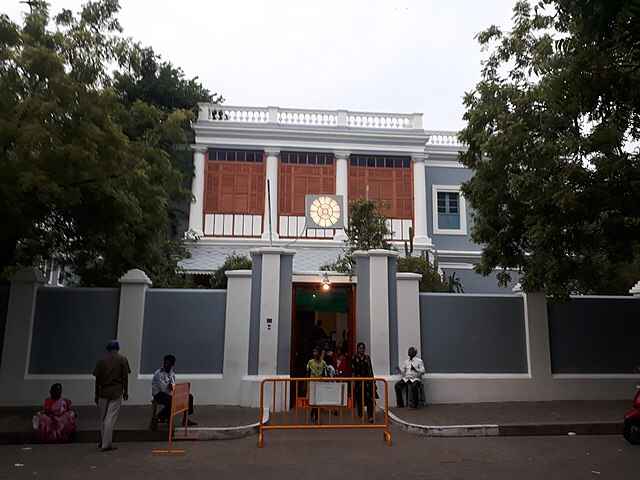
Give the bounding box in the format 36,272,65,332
420,294,527,373
277,256,293,374
248,255,262,375
440,269,520,294
387,257,398,374
29,288,119,374
0,285,9,368
548,297,640,374
141,290,226,374
355,256,370,347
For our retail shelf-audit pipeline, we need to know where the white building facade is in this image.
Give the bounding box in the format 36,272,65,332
182,104,517,293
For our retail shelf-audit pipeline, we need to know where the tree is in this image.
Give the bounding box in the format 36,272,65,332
320,199,391,274
459,0,640,298
0,1,217,286
209,253,252,289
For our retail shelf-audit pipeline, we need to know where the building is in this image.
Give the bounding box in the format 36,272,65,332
181,104,517,293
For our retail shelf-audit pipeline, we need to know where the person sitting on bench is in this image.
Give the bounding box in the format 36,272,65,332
151,354,197,429
395,347,425,408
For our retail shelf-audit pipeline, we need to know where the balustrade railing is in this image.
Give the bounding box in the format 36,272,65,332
198,104,423,130
425,130,465,148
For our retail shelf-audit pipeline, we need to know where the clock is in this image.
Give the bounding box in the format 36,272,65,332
305,195,344,229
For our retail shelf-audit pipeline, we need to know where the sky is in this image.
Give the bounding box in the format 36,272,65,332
5,0,516,131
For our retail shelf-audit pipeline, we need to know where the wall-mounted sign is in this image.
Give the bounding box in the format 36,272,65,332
305,195,344,229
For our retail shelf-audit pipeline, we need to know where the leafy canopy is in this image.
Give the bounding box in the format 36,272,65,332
459,0,640,297
0,1,216,286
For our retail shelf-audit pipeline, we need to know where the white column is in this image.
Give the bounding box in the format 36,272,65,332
262,148,280,241
334,151,350,241
412,153,431,247
396,273,422,368
117,268,152,401
188,145,207,236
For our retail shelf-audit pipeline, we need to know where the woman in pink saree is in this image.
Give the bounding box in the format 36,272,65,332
33,383,77,443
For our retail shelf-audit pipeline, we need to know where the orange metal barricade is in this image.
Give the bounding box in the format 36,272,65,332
152,382,191,455
258,377,392,447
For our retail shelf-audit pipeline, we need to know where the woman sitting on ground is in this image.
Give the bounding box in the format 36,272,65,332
33,383,77,443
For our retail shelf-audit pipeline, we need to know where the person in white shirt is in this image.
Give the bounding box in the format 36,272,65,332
395,347,425,408
151,354,196,430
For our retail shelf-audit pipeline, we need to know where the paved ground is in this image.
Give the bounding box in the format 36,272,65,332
391,400,629,426
0,427,638,480
0,406,260,433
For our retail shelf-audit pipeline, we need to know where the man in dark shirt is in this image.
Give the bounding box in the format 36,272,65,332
93,340,131,451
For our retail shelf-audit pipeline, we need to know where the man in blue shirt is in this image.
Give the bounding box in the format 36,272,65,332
151,354,196,429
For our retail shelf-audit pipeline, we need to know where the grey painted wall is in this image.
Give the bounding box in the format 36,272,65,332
426,166,479,252
548,297,640,374
440,268,520,294
29,288,119,374
248,255,262,375
355,256,370,347
387,257,399,374
277,255,293,374
420,293,528,373
0,285,9,369
140,290,226,374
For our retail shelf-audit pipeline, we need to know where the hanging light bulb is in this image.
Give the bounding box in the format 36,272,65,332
321,272,331,291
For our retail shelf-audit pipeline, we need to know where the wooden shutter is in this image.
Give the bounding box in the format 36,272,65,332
279,163,336,216
348,163,413,219
204,158,265,214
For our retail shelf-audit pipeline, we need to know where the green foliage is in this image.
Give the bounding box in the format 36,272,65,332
209,254,252,289
459,0,640,298
0,1,218,286
320,199,391,274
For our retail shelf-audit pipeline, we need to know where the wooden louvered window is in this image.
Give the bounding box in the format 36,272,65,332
279,152,336,216
348,155,413,219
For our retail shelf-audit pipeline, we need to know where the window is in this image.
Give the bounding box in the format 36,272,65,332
432,185,467,235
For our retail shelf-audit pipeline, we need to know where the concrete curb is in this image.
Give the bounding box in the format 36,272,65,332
0,408,269,445
388,410,622,437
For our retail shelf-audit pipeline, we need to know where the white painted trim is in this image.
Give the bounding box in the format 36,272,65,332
424,373,531,379
137,374,223,380
24,374,94,380
196,237,344,248
552,373,640,379
425,160,466,169
567,295,636,299
436,250,483,257
438,262,475,270
292,274,355,284
432,185,468,235
242,374,291,381
23,288,38,379
419,292,521,298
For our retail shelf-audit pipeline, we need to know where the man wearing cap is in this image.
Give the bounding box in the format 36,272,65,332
93,340,131,451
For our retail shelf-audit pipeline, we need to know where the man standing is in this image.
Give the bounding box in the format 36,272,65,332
151,354,196,430
395,347,425,408
93,340,130,451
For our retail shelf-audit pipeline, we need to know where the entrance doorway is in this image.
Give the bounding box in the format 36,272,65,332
290,283,356,379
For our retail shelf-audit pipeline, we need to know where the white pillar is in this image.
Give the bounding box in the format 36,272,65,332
412,153,431,247
222,270,252,404
0,269,44,387
396,273,422,367
334,151,350,241
629,281,640,296
188,145,207,236
262,148,280,241
117,268,152,400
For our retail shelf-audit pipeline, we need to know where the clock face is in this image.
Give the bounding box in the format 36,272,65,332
309,196,341,228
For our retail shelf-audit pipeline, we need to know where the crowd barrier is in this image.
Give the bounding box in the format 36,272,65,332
258,377,392,447
152,382,191,455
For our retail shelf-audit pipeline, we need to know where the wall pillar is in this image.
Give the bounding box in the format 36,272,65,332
522,292,553,388
0,268,44,385
334,151,350,241
396,273,422,368
117,269,152,399
248,248,294,376
262,148,280,241
222,270,252,404
411,153,431,248
188,145,207,236
354,250,399,375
